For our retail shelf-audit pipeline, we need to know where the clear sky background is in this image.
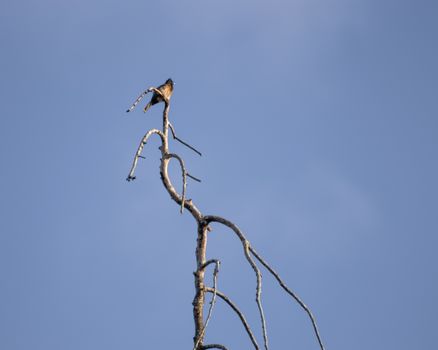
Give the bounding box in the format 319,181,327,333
1,0,437,349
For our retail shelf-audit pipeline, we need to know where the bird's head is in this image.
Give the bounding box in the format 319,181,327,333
166,78,174,87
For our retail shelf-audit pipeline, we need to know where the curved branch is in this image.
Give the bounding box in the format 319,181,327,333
200,259,220,271
126,129,165,181
249,247,325,350
205,287,259,350
164,153,187,214
126,86,167,113
204,216,269,350
160,156,203,222
201,345,229,350
151,100,204,221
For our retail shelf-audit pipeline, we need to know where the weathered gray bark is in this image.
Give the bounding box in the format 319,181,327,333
126,85,325,350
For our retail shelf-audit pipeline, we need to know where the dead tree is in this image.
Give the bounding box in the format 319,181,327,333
126,83,325,350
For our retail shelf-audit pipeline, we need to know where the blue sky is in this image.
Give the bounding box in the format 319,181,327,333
1,0,437,349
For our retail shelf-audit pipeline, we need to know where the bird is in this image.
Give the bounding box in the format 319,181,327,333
126,78,174,114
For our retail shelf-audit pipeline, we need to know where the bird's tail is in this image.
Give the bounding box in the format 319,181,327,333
126,90,148,113
143,101,152,113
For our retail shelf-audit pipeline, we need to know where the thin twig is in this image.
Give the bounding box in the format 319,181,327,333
204,216,269,350
187,173,202,182
126,86,163,113
245,241,269,350
249,247,325,350
194,259,221,350
205,287,259,350
126,89,149,113
169,122,202,156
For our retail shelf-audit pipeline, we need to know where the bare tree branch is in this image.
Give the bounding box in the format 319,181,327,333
169,122,202,156
204,216,269,350
205,287,260,350
126,129,165,181
201,345,229,350
187,172,202,183
126,82,326,350
245,241,269,350
194,259,221,350
126,86,166,113
249,247,326,350
156,99,204,222
192,223,208,348
200,259,220,271
164,153,187,214
126,89,150,113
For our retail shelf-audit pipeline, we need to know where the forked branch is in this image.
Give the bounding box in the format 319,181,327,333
126,82,325,350
250,247,325,350
193,259,221,350
204,216,269,350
